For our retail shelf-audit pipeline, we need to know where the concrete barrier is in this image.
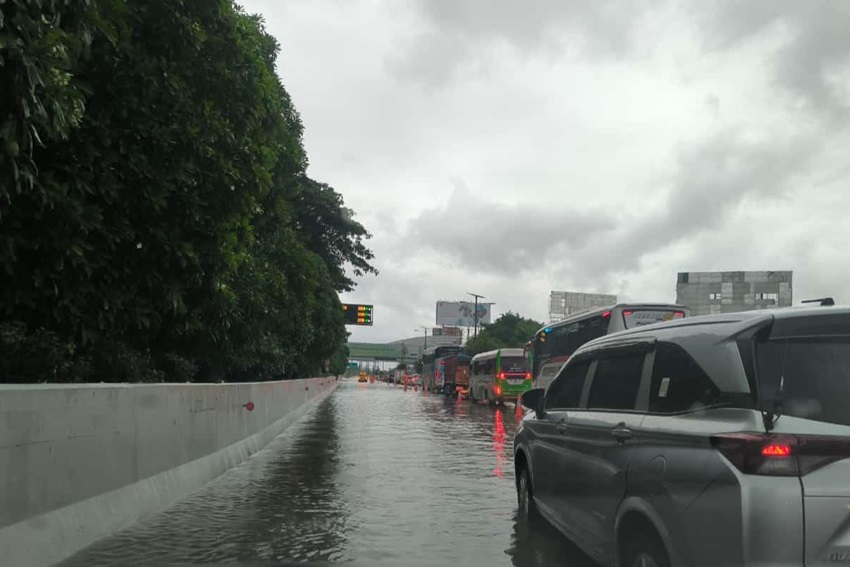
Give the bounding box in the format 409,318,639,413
0,377,337,566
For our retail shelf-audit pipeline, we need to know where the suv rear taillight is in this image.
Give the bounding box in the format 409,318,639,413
711,433,850,476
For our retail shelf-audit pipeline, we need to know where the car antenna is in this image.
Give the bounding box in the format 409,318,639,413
801,297,835,306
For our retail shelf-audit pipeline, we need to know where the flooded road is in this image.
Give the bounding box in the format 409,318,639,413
63,381,596,566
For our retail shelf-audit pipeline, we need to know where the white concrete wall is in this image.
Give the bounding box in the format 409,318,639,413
0,377,336,567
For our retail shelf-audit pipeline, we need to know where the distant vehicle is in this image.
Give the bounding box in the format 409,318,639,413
442,353,472,398
515,305,850,567
358,371,368,383
469,348,530,405
528,303,689,390
421,345,464,393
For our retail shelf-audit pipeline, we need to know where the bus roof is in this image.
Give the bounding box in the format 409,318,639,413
470,347,525,362
535,303,689,335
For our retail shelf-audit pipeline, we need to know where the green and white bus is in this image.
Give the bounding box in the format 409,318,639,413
469,348,530,405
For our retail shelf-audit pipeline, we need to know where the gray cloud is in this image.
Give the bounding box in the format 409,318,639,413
407,182,616,273
393,0,850,121
568,128,822,279
389,0,656,86
245,0,850,342
409,127,824,291
697,0,850,119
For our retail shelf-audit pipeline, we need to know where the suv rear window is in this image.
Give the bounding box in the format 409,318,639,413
757,337,850,426
649,342,720,414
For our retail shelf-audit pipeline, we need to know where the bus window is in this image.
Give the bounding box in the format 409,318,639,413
582,315,608,344
499,356,527,373
622,309,686,329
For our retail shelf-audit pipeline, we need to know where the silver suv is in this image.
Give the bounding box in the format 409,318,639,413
514,306,850,567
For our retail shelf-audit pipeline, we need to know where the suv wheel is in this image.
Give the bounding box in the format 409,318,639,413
516,466,535,520
622,528,669,567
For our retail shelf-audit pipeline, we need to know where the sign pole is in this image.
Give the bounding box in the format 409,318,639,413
467,292,486,338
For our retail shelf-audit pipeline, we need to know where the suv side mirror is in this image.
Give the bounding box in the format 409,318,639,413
521,388,545,415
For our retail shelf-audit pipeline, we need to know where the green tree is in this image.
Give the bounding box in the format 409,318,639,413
293,177,377,292
0,0,94,205
0,0,374,383
463,312,543,357
327,343,349,376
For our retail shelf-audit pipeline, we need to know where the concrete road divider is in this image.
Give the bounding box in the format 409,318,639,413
0,377,336,567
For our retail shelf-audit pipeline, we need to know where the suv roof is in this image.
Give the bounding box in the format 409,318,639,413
572,306,850,395
585,305,850,345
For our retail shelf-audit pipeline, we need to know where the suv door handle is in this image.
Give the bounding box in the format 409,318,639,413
556,419,569,433
611,425,633,442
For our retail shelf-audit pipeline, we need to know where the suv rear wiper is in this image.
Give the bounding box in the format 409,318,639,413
762,374,785,432
762,401,782,432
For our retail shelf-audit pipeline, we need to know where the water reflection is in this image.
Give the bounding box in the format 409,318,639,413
493,409,507,478
62,396,350,565
507,512,597,567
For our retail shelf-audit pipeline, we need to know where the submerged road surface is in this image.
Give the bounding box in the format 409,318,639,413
63,381,595,566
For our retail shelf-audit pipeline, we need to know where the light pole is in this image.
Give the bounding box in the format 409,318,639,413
467,292,486,338
417,326,429,352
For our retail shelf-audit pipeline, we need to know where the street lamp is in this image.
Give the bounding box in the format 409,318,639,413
416,326,429,352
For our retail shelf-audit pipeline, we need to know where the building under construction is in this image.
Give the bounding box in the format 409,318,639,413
548,291,618,323
676,271,793,316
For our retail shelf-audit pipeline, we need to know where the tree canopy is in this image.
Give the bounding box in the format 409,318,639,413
463,312,543,357
0,0,375,382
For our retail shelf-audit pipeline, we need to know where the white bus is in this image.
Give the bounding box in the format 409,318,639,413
528,303,690,390
469,348,530,405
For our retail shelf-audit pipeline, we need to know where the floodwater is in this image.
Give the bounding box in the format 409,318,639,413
62,381,595,566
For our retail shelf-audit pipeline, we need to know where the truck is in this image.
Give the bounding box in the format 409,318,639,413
442,353,472,399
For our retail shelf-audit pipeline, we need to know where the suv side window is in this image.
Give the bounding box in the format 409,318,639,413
545,360,591,410
586,352,645,410
649,342,720,414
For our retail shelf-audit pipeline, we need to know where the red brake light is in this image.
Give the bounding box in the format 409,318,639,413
602,310,611,318
494,386,502,396
762,444,792,457
711,433,798,476
623,310,633,316
674,311,685,318
711,433,850,476
525,372,532,380
498,372,505,380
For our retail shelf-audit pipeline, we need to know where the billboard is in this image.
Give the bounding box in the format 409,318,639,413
436,301,492,327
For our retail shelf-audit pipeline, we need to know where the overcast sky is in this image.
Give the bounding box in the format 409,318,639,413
241,0,850,343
